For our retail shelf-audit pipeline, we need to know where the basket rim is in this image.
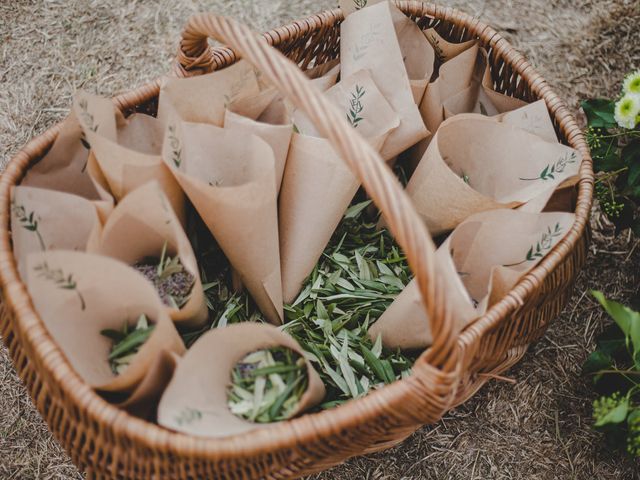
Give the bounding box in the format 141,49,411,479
0,0,593,465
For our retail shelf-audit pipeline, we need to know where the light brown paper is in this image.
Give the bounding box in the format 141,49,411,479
87,181,208,328
280,71,399,303
292,68,400,141
341,1,428,160
11,186,102,270
20,106,114,219
339,0,385,16
23,250,185,395
157,323,325,438
370,208,575,350
305,59,341,91
224,105,293,193
405,115,581,235
74,92,186,224
423,28,477,64
162,119,283,324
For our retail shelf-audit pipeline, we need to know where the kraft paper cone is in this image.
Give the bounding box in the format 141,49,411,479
442,209,576,313
87,181,208,328
162,119,283,325
388,4,435,104
74,92,186,224
157,60,261,127
20,106,114,219
280,72,399,303
23,250,185,395
11,186,102,270
368,239,477,350
293,68,400,141
224,105,293,192
157,323,325,438
405,115,581,235
423,28,477,64
341,1,428,160
370,209,575,350
497,100,559,143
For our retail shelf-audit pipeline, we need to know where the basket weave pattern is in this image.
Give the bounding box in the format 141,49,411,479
0,2,592,478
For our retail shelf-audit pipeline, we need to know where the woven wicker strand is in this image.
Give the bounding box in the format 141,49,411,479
0,2,592,478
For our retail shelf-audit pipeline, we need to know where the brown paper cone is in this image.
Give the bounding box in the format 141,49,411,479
305,59,341,91
157,60,261,126
388,4,435,105
423,28,477,64
11,186,102,271
74,92,187,224
370,208,575,350
23,250,185,394
224,106,293,193
20,105,114,217
368,241,477,350
162,119,283,324
441,209,576,313
293,68,400,141
340,1,428,160
405,115,582,235
280,72,398,303
87,181,207,328
157,323,325,438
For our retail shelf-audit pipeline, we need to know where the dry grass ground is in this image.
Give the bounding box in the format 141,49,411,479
1,1,639,478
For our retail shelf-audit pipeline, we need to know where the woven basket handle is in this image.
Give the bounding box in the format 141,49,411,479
176,14,457,371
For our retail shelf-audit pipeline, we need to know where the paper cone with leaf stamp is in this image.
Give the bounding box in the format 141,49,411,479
162,118,283,324
20,102,114,220
281,70,400,303
371,208,575,350
224,102,293,193
340,1,428,160
74,92,186,224
23,250,185,398
11,186,102,270
158,323,324,438
87,181,208,328
405,115,581,235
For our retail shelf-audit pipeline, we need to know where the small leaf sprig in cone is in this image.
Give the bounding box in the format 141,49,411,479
228,347,308,423
134,242,195,309
101,314,155,375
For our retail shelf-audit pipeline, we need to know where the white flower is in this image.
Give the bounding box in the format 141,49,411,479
614,93,640,129
623,70,640,95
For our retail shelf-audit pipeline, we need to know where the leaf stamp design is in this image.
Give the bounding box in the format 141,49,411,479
347,84,366,128
174,406,215,426
427,33,445,63
167,124,182,168
353,0,368,9
77,98,99,172
12,201,46,251
503,222,563,267
34,261,86,310
519,151,578,181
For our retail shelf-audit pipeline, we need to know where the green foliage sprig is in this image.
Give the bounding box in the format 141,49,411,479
101,314,155,375
582,72,640,235
582,292,640,457
347,84,365,128
33,261,86,310
11,201,46,251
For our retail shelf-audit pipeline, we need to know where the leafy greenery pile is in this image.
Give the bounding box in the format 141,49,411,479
582,292,640,456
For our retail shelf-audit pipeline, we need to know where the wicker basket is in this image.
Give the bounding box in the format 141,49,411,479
0,2,593,478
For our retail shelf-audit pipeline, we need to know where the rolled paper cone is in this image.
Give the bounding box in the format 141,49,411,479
405,115,582,235
228,86,279,122
23,250,185,395
280,70,399,303
423,28,477,64
74,92,186,225
497,100,559,143
86,181,208,329
11,186,102,271
157,323,325,438
403,42,481,170
20,102,114,217
388,3,435,105
368,242,477,350
293,68,400,141
370,208,576,350
224,106,293,193
157,60,261,127
340,1,428,160
440,209,576,313
162,119,283,325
